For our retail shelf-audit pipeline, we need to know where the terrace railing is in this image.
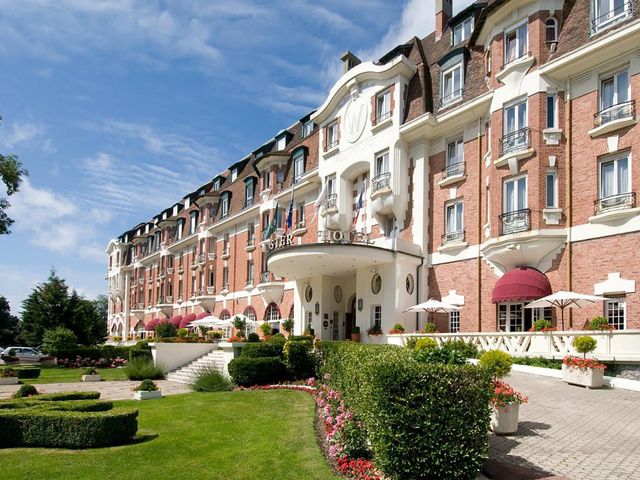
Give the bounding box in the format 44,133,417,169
594,100,635,128
594,192,636,215
500,208,531,235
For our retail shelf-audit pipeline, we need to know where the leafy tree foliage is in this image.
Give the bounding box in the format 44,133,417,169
0,296,19,345
20,270,106,346
0,152,29,235
42,327,78,353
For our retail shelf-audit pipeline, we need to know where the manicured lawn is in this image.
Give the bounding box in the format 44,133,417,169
0,390,338,480
27,367,128,384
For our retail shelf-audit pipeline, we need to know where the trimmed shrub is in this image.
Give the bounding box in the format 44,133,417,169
133,380,159,392
190,367,233,392
414,346,467,365
414,338,438,351
247,332,260,343
441,339,480,359
53,345,130,362
14,367,42,379
511,356,562,370
573,335,598,358
479,350,512,378
532,319,553,331
241,341,284,359
42,327,78,354
228,357,288,387
320,342,492,480
284,340,315,380
0,367,17,378
177,328,189,338
282,318,294,335
259,322,272,337
0,400,138,448
36,392,100,401
155,322,177,339
123,358,165,380
422,322,437,333
13,384,39,398
588,316,612,331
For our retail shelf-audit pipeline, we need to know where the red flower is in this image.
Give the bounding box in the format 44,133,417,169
562,356,606,370
490,380,528,408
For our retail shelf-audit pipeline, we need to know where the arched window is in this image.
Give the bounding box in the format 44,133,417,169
243,306,257,322
220,309,231,320
545,18,558,43
264,303,281,323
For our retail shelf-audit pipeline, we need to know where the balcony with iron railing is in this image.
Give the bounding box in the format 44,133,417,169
208,251,216,260
442,230,465,245
376,110,392,123
499,208,531,236
591,100,636,137
594,192,636,216
590,2,633,34
324,193,338,211
327,139,339,150
260,271,271,284
439,161,466,187
371,172,391,195
500,128,531,157
437,89,464,110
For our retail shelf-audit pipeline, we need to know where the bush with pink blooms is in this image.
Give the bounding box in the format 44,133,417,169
56,356,128,369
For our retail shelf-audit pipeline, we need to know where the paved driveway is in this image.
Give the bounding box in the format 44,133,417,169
0,380,190,400
490,371,640,480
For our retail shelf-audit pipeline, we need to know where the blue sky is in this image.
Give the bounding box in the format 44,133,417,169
0,0,473,315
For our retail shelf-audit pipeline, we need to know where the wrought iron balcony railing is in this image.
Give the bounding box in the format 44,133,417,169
590,2,632,33
500,127,530,156
594,192,636,215
442,230,465,245
372,172,391,193
443,161,465,179
594,100,635,128
376,110,392,123
499,208,531,235
438,89,464,110
260,271,271,283
325,193,338,210
327,139,339,150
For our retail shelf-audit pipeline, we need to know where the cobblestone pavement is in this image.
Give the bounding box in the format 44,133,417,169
490,372,640,480
0,380,190,400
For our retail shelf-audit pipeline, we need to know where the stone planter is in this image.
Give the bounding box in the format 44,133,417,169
562,364,604,389
491,403,520,435
81,374,101,382
133,390,162,400
368,334,383,344
0,377,19,385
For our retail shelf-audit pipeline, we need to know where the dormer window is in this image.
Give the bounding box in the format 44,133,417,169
177,218,184,240
452,16,473,45
592,0,632,33
230,169,238,182
262,170,271,190
302,121,314,138
189,211,198,235
293,149,306,182
276,135,287,151
376,89,392,123
213,179,221,191
440,62,464,108
244,178,256,207
545,17,558,43
221,192,231,218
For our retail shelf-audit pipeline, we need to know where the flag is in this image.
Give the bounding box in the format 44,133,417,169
352,189,363,227
285,195,294,232
312,182,328,222
263,201,278,239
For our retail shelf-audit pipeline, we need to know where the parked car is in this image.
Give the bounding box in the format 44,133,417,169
1,347,47,362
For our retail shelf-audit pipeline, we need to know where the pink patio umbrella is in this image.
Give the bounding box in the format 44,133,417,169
169,315,183,328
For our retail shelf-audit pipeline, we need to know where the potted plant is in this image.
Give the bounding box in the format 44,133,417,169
81,367,101,382
282,317,295,337
562,335,606,388
480,350,527,435
389,323,405,334
367,324,383,343
586,316,614,331
260,321,272,339
133,379,162,400
350,326,361,343
422,322,438,333
0,367,19,385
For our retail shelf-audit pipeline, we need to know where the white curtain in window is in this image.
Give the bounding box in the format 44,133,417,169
517,23,528,57
618,157,629,194
601,161,615,198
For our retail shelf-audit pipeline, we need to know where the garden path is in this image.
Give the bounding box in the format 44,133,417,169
489,371,640,480
0,380,190,400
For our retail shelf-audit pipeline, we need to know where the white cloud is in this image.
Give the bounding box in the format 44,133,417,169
1,122,45,149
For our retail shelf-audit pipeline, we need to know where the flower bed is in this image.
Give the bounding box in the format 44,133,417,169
490,380,528,408
562,356,606,370
56,356,128,369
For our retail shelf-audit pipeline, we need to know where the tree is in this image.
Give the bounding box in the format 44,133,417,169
0,152,29,235
20,270,106,346
93,294,108,325
42,327,77,354
0,296,19,345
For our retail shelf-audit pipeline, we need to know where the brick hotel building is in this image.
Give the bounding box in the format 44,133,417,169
107,0,640,341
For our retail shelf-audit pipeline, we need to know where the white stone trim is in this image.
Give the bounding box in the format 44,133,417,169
594,272,636,295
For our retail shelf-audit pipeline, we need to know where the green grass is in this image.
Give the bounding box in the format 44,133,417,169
0,390,338,480
26,367,128,384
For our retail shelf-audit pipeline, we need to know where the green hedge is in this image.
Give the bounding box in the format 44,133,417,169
0,366,41,379
0,392,137,449
240,342,284,359
52,346,130,361
228,357,288,386
284,341,316,379
320,342,492,480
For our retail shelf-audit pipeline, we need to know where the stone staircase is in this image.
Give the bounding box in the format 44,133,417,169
166,350,226,384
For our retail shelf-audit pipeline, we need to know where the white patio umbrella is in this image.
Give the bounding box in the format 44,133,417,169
188,316,230,328
404,299,461,330
525,291,606,331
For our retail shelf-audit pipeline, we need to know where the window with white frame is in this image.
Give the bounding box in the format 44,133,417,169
546,170,558,208
222,266,229,288
296,203,305,228
375,151,389,176
605,297,626,329
376,88,392,122
446,137,464,174
441,63,463,106
504,22,528,64
504,175,527,213
293,150,305,181
265,303,280,323
445,200,464,242
503,100,528,154
302,121,314,138
546,93,558,128
449,311,460,333
245,181,254,207
453,16,473,45
221,194,230,218
230,168,238,182
189,212,198,235
327,121,339,149
599,70,630,125
545,17,558,43
247,223,255,245
262,170,271,190
213,179,221,191
592,0,632,32
246,259,254,285
600,153,630,200
532,306,552,322
326,175,336,195
276,135,287,151
371,305,382,330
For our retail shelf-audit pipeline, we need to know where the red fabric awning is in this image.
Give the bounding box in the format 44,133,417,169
196,311,210,319
492,267,552,303
169,315,183,327
179,313,197,329
146,318,159,330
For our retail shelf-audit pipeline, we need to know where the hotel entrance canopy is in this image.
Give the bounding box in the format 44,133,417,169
267,242,399,279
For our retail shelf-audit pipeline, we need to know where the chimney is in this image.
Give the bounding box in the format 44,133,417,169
435,0,453,40
341,51,361,73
